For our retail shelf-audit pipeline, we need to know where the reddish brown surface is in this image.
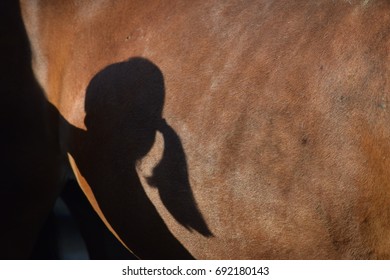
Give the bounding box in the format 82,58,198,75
3,0,390,259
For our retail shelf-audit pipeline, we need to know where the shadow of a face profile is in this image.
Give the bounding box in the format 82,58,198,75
66,57,212,259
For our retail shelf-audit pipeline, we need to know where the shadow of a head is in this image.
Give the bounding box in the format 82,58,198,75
84,57,164,160
83,57,212,237
69,57,212,258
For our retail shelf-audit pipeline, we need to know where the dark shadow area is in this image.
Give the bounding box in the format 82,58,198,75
3,0,210,259
0,0,63,259
32,179,138,260
30,212,60,260
61,179,138,260
65,58,212,259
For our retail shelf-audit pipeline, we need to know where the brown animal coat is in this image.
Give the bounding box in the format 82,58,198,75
4,0,390,259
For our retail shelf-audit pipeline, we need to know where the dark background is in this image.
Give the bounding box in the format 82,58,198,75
32,180,136,260
1,0,136,260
